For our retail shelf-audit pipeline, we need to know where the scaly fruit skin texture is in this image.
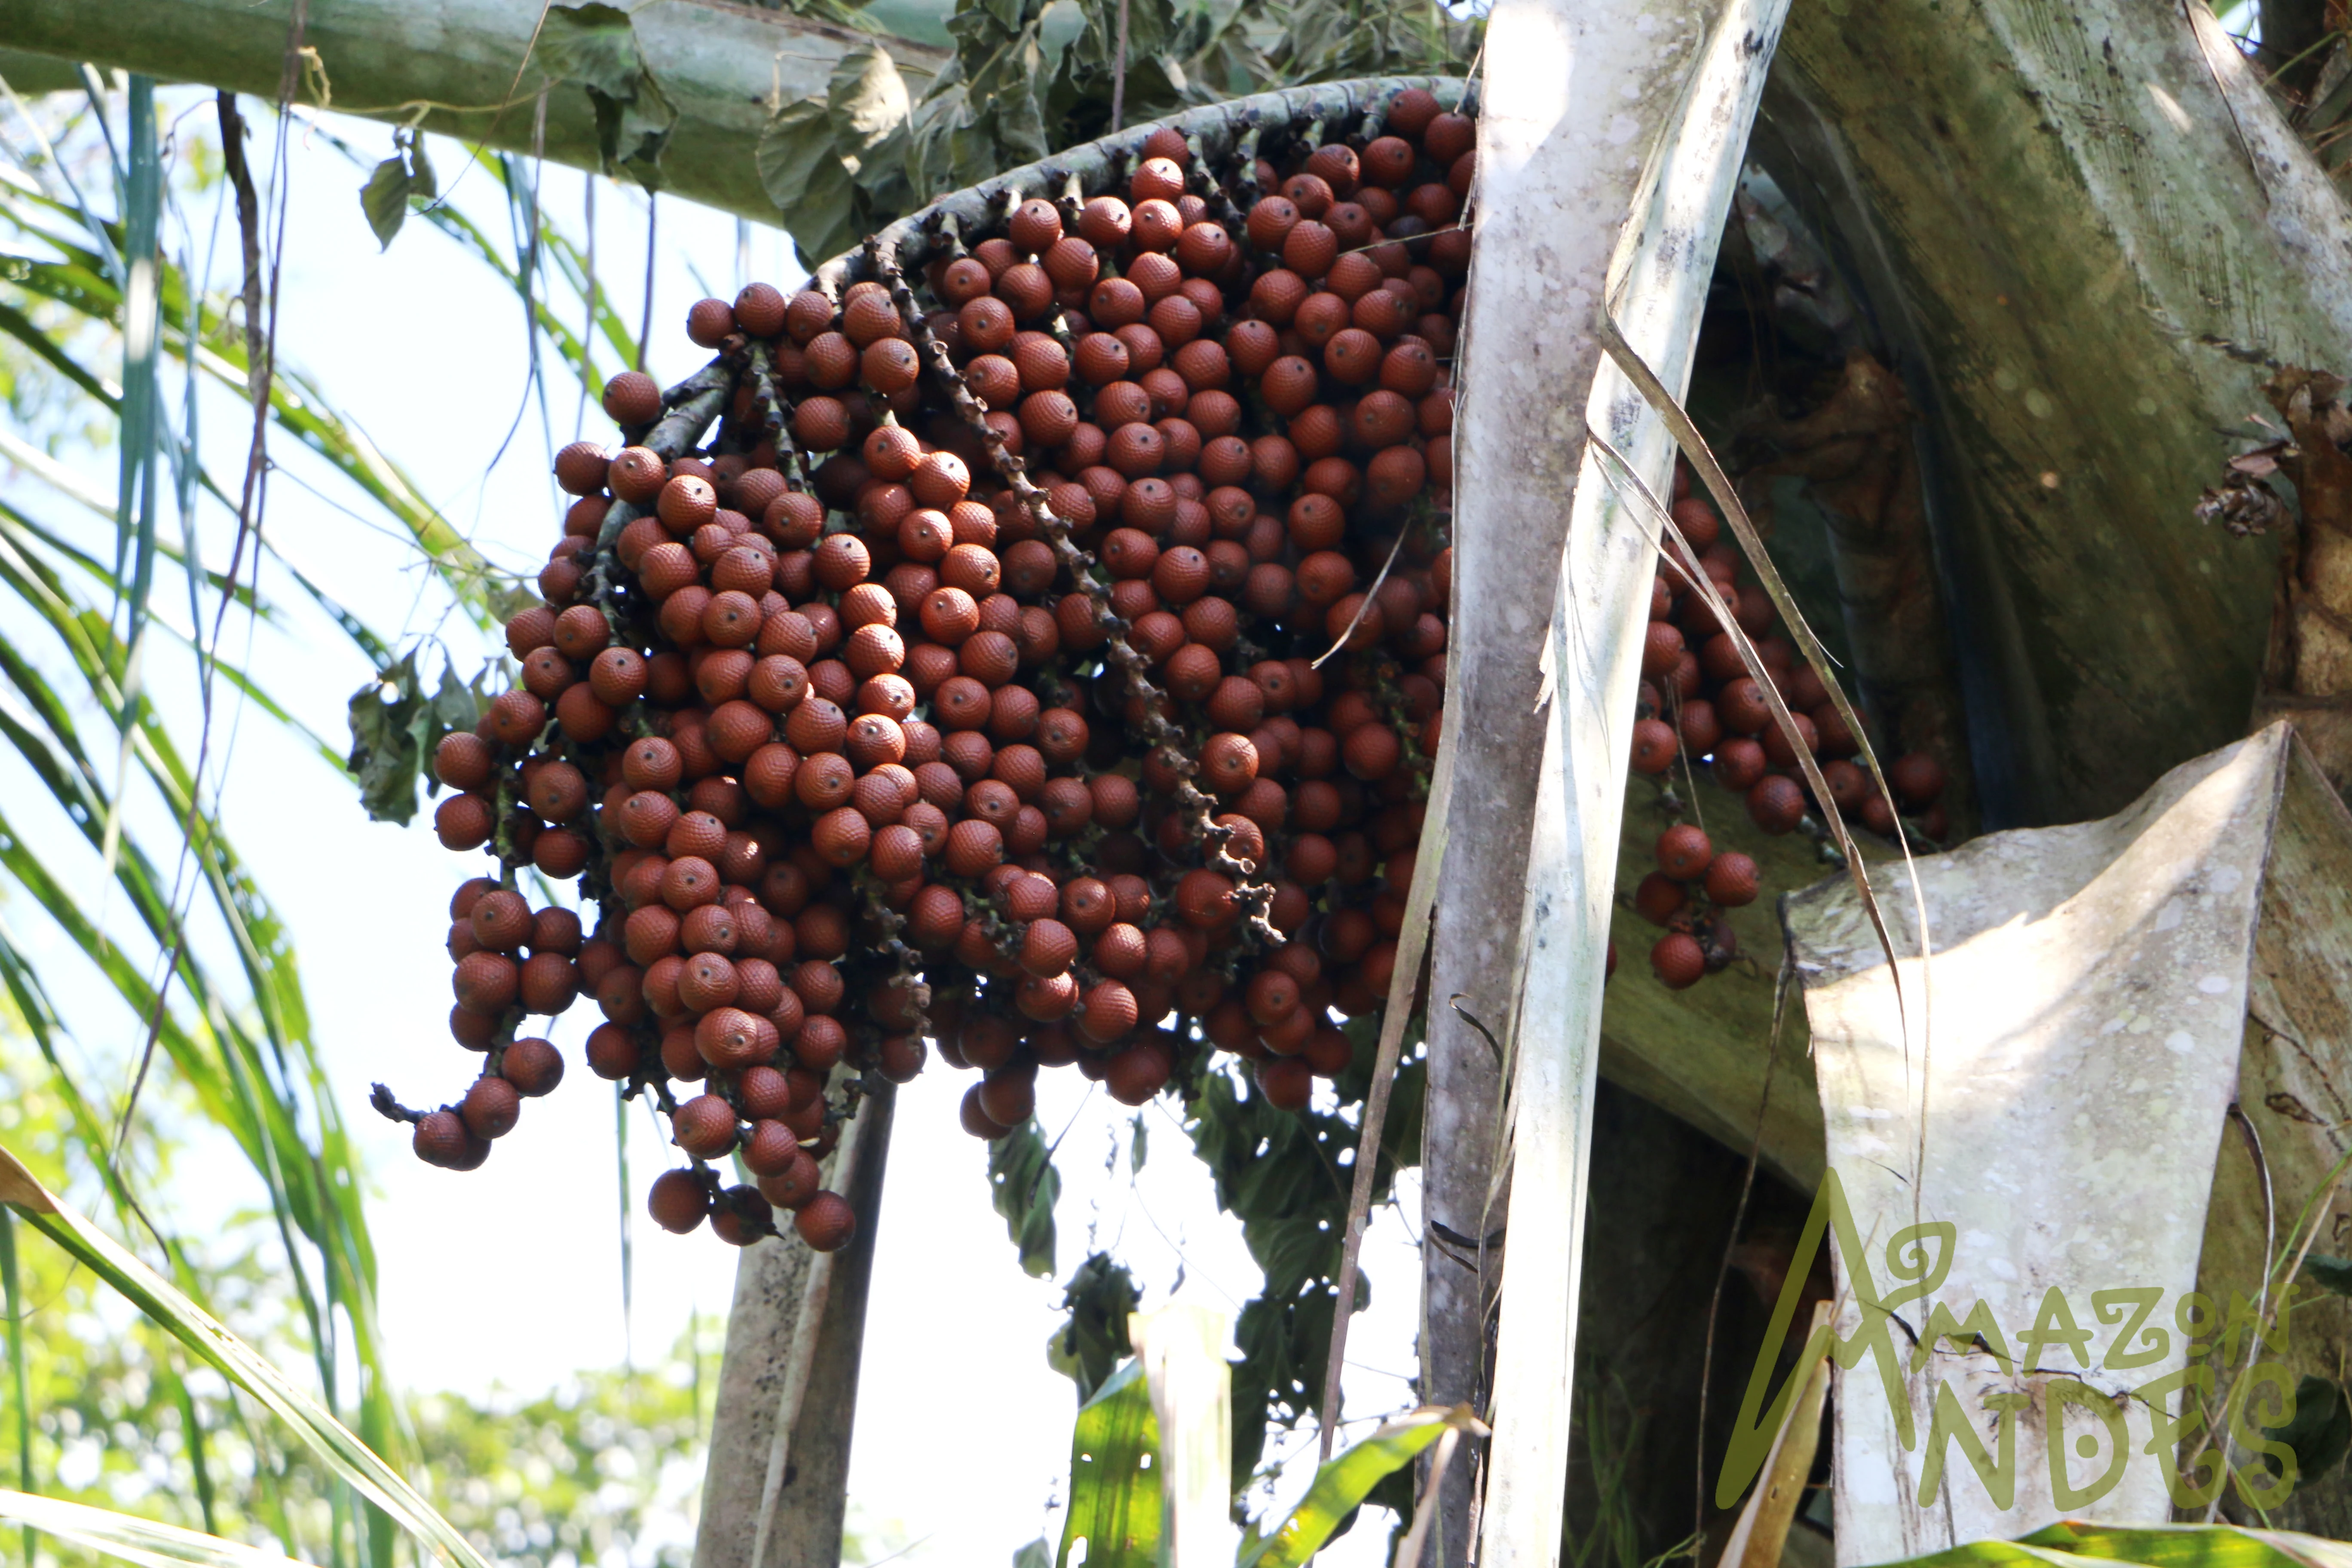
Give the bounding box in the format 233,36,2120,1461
394,88,1512,1253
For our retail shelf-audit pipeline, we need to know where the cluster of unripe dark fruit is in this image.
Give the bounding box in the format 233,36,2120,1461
396,90,1474,1252
1630,472,1949,991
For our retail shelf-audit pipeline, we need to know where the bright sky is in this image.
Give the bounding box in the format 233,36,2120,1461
0,89,1428,1566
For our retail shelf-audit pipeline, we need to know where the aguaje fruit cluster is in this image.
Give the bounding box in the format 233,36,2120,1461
380,86,1475,1251
1629,467,1951,991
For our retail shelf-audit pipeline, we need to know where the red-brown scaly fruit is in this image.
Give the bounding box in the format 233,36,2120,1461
648,1169,709,1234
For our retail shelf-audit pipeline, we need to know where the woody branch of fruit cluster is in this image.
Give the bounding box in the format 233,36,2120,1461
372,86,1475,1253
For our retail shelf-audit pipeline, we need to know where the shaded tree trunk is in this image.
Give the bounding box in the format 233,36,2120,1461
2260,0,2331,95
1755,0,2351,826
695,1086,895,1568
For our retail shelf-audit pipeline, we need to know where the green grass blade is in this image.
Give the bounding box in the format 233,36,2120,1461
0,191,512,630
2016,1524,2352,1568
171,1372,220,1537
0,1213,30,1566
169,228,209,701
1240,1406,1479,1568
0,534,396,1501
1865,1546,2154,1568
1057,1360,1161,1568
114,74,162,669
0,293,118,404
0,1147,490,1568
0,75,124,285
0,1488,326,1568
1851,1525,2352,1568
0,101,472,1562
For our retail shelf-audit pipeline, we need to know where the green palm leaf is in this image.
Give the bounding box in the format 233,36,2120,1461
0,1490,326,1568
0,1143,490,1568
1868,1523,2352,1568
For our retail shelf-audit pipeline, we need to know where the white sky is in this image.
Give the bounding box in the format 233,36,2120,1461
0,93,1428,1567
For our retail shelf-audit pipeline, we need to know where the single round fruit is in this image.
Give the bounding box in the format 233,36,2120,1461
1630,717,1677,775
1890,752,1947,806
795,1191,858,1251
1105,1044,1172,1106
1633,872,1687,926
648,1169,709,1234
1651,932,1705,989
1713,738,1768,792
501,1037,565,1096
1747,775,1807,834
671,1093,740,1158
461,1075,522,1139
553,441,612,496
1654,824,1713,879
1256,1055,1313,1111
1704,851,1760,907
413,1110,469,1168
686,297,736,346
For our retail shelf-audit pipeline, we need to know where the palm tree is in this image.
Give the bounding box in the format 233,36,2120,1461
0,0,2346,1565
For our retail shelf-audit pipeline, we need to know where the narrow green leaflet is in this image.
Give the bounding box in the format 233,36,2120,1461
533,3,645,98
1850,1545,2092,1568
2303,1254,2352,1295
0,1491,326,1568
988,1116,1060,1278
1239,1406,1475,1568
2263,1376,2352,1492
0,1145,492,1568
112,74,161,681
1057,1360,1161,1568
1047,1252,1139,1402
2018,1522,2352,1568
0,194,512,628
1863,1523,2352,1568
345,649,429,824
534,3,676,187
345,650,485,825
757,100,858,262
0,1214,27,1565
1243,1215,1341,1303
359,129,436,249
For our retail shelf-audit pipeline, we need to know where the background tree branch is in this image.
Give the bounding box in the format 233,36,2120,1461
0,0,949,223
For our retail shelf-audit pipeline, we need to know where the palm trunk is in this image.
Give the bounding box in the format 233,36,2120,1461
1758,0,2352,826
693,1086,894,1568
